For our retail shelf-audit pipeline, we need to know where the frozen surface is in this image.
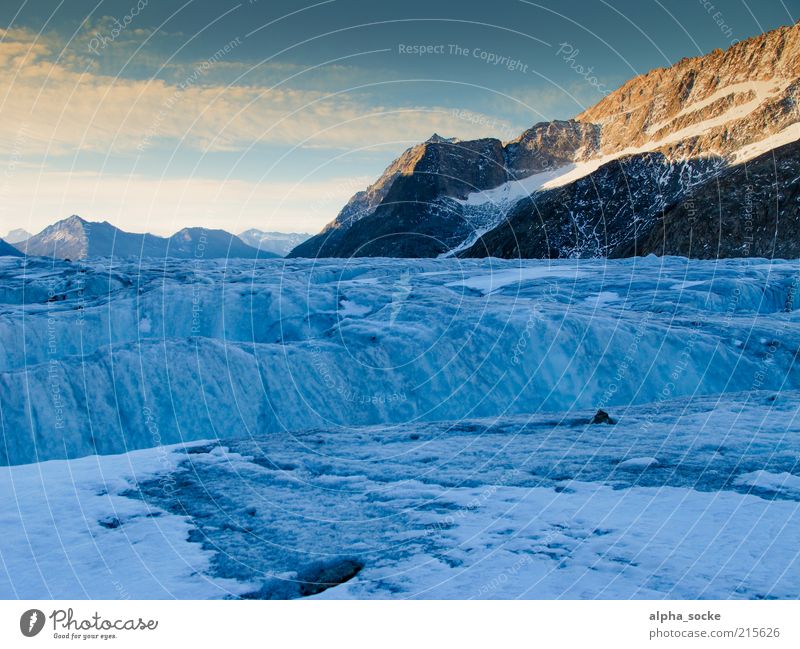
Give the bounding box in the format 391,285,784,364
0,443,253,598
1,391,799,599
735,470,800,498
1,255,800,465
1,253,798,599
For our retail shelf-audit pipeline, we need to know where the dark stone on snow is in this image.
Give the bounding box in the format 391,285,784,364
590,409,615,425
98,517,121,529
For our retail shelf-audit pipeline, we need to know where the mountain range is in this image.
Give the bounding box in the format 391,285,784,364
3,229,31,244
237,229,312,257
10,217,283,260
289,21,800,260
0,239,23,257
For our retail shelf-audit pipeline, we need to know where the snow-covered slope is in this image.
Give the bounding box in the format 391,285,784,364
2,390,799,599
1,255,799,466
238,229,311,257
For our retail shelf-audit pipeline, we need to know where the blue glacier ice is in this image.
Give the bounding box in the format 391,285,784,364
0,255,798,465
0,255,799,599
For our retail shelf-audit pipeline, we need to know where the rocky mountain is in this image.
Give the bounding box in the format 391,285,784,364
460,154,725,259
289,21,800,260
165,227,267,259
290,134,510,258
21,216,166,259
19,216,274,260
463,138,800,260
576,24,800,159
631,137,800,260
4,229,31,244
0,239,22,257
238,229,312,257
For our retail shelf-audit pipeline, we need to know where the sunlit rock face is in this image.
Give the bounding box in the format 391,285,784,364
578,23,800,157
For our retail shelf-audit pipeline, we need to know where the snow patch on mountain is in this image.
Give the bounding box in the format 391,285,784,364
734,122,800,162
646,78,792,135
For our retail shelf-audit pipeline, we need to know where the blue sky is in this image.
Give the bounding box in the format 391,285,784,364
0,0,798,235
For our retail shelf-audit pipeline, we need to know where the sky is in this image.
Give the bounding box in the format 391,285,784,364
0,0,798,237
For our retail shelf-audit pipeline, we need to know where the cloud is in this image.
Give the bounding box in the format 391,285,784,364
0,25,553,235
0,27,516,157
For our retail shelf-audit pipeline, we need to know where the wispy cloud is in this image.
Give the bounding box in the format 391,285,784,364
0,27,513,157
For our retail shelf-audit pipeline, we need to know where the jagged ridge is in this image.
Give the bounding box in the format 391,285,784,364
290,21,800,260
19,215,277,260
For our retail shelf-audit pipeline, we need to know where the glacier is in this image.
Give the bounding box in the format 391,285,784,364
1,254,799,466
0,255,799,599
1,391,800,599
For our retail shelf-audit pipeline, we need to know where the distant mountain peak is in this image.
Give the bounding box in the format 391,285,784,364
4,228,32,244
59,214,91,230
426,133,458,143
238,229,312,257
